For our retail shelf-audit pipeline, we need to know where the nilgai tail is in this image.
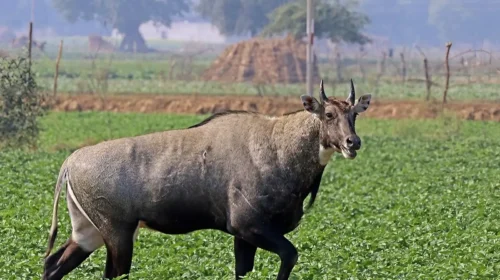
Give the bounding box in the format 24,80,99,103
44,160,69,259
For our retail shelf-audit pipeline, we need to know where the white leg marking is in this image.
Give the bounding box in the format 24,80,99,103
319,144,336,165
67,182,104,252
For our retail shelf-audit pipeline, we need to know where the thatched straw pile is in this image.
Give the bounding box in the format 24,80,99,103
202,36,319,84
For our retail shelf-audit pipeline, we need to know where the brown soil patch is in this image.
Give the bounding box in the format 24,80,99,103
49,94,500,122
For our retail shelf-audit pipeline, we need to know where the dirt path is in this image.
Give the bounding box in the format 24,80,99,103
51,94,500,122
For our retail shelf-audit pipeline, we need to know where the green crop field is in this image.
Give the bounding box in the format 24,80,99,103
1,111,500,279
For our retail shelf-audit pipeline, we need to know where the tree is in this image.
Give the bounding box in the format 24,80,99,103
261,0,371,45
358,0,500,45
358,0,439,45
52,0,189,52
428,0,500,43
196,0,290,36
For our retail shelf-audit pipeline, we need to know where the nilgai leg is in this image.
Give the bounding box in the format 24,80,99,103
43,239,92,280
43,189,101,280
102,226,136,279
238,228,298,280
234,237,258,279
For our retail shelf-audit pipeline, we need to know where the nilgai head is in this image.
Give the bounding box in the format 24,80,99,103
301,79,371,159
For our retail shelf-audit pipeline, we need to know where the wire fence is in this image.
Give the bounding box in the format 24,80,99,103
2,34,500,102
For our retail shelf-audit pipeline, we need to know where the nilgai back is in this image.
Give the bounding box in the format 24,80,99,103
43,80,372,280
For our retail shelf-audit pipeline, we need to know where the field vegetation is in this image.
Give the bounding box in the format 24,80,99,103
1,111,499,279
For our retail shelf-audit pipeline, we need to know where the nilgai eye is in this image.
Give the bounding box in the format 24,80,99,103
325,112,333,118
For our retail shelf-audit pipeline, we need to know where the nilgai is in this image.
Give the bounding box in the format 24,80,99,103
43,80,372,279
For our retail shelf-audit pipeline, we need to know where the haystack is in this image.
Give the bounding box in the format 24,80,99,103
202,36,319,84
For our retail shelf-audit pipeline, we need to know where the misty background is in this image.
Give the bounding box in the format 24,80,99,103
1,0,498,49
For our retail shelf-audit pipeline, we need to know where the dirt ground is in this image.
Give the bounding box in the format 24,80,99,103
50,94,500,122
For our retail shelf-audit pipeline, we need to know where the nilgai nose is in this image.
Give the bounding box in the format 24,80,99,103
43,80,372,280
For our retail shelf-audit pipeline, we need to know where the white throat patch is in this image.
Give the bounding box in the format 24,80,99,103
319,144,335,165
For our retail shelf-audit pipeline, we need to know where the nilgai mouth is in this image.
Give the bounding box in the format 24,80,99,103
341,146,357,159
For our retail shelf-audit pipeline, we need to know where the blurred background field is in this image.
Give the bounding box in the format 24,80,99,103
7,39,500,101
24,54,500,101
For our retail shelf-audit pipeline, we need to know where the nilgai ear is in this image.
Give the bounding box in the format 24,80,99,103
353,94,372,113
300,95,322,114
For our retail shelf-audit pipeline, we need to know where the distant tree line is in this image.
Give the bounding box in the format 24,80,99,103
0,0,107,36
48,0,371,52
0,0,498,51
359,0,500,45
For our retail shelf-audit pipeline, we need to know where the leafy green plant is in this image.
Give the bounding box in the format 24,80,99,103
0,54,47,149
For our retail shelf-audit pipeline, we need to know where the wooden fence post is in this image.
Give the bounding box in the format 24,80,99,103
28,22,33,68
423,58,432,101
400,52,406,82
53,40,64,97
443,42,452,104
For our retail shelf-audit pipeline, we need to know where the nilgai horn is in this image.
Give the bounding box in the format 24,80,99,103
43,80,372,280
